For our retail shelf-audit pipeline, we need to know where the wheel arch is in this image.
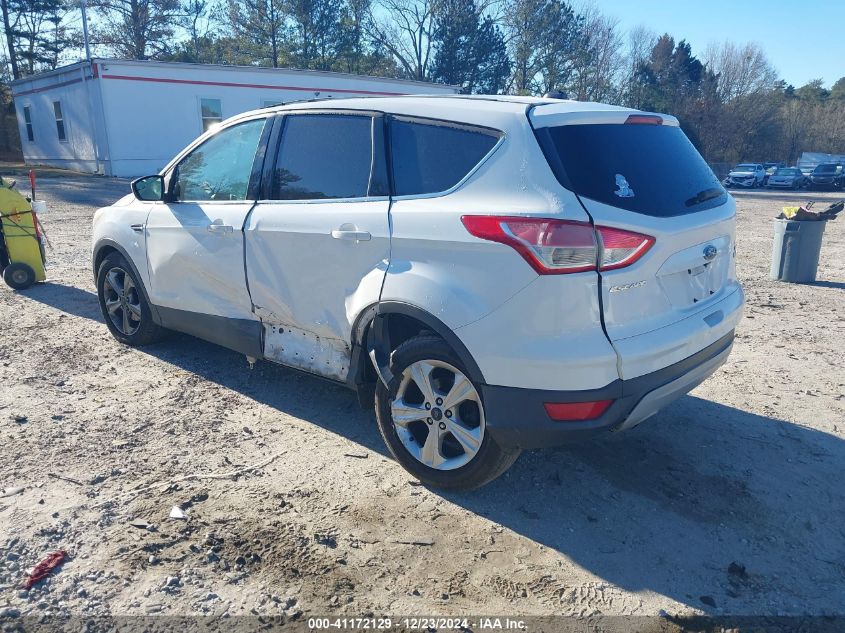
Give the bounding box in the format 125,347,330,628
348,301,486,393
93,238,161,325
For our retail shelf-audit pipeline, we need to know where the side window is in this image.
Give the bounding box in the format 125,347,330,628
174,118,266,202
390,118,500,196
53,101,66,141
200,98,223,133
23,106,34,142
272,114,373,200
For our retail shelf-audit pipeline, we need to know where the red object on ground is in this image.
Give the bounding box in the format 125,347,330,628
22,550,67,588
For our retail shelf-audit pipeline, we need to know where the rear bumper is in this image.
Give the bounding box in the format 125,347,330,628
481,331,734,449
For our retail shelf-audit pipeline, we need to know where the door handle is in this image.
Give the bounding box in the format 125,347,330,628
130,223,144,233
331,229,371,241
208,222,234,234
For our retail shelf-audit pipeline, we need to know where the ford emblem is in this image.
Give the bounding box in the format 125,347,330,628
703,245,718,261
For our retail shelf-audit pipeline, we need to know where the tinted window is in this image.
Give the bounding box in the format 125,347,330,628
814,164,835,173
544,123,725,217
390,119,499,196
175,118,266,201
273,114,373,200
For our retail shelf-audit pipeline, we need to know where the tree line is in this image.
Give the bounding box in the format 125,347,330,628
1,0,844,165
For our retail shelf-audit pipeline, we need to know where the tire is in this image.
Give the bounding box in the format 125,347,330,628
374,334,521,490
3,262,36,290
96,251,164,346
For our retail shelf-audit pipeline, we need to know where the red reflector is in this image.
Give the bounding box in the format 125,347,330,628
31,210,42,241
544,400,613,421
625,114,663,125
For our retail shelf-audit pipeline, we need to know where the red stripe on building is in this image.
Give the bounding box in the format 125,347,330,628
12,77,84,97
99,73,406,96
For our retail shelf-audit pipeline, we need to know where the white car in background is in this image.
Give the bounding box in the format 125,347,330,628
92,95,744,489
723,163,766,188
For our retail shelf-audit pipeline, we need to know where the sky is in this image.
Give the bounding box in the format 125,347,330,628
597,0,845,88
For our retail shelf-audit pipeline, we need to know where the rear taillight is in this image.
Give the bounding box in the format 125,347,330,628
544,400,613,421
461,216,654,274
595,226,654,271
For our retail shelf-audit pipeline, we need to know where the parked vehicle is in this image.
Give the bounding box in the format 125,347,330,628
766,167,806,190
92,96,744,489
723,163,766,188
807,163,844,190
762,162,785,185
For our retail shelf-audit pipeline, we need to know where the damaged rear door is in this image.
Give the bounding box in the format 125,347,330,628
244,110,391,380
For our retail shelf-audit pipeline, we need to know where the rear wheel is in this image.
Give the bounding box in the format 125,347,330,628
3,262,36,290
97,251,164,346
375,335,520,490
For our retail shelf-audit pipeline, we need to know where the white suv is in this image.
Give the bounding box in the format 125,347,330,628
92,96,744,489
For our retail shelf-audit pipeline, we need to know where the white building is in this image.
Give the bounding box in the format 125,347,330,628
11,59,458,178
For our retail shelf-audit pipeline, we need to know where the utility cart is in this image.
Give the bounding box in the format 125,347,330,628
0,177,46,290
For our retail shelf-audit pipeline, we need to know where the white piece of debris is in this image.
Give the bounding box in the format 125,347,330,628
1,486,24,498
169,506,187,520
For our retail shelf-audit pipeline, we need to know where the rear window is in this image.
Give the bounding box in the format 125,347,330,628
542,123,726,217
390,118,500,196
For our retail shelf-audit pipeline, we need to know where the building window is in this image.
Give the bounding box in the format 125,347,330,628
200,98,222,133
23,106,34,142
53,101,66,141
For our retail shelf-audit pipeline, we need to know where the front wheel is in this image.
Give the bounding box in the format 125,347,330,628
375,335,520,490
97,251,164,346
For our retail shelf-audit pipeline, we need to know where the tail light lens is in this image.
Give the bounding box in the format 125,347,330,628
625,114,663,125
461,216,654,274
595,226,655,271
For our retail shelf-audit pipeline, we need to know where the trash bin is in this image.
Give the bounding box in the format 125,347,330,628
770,218,827,283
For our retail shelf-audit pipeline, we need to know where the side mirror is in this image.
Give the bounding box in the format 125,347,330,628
131,175,165,201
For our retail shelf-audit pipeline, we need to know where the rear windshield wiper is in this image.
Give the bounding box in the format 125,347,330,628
685,187,725,207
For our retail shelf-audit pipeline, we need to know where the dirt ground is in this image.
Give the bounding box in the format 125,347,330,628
1,175,843,621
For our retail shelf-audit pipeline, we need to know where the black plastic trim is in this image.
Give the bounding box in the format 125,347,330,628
156,306,262,358
481,330,735,449
351,301,486,390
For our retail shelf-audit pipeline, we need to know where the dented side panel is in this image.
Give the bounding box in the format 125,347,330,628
263,322,351,381
245,199,390,379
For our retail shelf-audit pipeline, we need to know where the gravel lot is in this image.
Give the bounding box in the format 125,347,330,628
1,174,844,621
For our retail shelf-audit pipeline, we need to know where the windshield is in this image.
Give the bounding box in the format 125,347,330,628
814,165,836,174
541,123,726,217
774,169,798,176
735,164,756,170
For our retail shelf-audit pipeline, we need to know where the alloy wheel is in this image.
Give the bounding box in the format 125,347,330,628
390,359,485,471
103,267,142,336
